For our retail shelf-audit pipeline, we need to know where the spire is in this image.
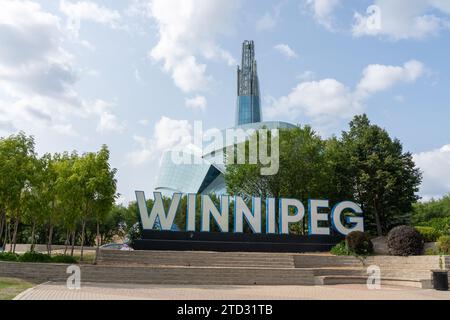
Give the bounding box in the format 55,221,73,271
236,41,262,126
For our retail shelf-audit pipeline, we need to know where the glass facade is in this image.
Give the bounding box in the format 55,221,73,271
236,96,261,125
236,41,262,126
155,151,212,195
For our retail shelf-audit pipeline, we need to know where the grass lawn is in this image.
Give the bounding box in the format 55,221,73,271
73,252,96,264
50,249,97,264
0,278,34,300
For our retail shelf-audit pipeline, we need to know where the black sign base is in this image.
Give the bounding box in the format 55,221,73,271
134,230,342,253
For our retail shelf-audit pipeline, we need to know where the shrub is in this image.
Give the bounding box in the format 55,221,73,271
18,251,52,263
346,231,374,255
418,217,450,236
330,241,353,256
437,236,450,255
415,226,442,242
387,225,424,256
0,252,19,262
425,248,439,256
51,255,78,264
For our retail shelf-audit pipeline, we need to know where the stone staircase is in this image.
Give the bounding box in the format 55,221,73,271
1,250,448,287
95,250,448,288
93,250,311,285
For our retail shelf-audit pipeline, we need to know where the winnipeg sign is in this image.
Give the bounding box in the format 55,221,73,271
136,192,364,236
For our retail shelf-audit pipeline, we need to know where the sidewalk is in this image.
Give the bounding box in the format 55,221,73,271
15,282,450,300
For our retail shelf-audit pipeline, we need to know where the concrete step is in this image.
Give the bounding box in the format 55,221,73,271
294,255,445,270
315,275,432,289
97,250,295,268
313,268,367,277
311,267,436,282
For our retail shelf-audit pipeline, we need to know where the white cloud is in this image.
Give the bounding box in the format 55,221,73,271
274,44,299,59
353,0,450,40
256,13,278,31
92,100,126,134
127,135,154,165
185,95,207,110
256,2,285,31
414,144,450,200
148,0,239,93
265,60,425,131
0,0,82,135
126,116,196,165
356,60,425,98
138,119,149,126
303,0,341,30
297,70,316,81
265,79,360,124
59,0,121,37
0,1,125,137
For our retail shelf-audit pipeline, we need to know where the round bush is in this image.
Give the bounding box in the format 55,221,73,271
387,226,424,256
345,231,374,255
437,236,450,255
415,226,442,243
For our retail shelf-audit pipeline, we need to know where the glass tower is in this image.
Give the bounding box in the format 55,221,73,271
236,40,262,126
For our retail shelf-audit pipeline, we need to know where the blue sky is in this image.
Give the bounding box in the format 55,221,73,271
1,0,450,203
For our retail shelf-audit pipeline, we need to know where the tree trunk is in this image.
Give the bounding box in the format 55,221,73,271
0,210,5,249
303,217,307,235
373,199,383,236
70,231,75,257
94,220,100,265
7,223,12,252
47,224,54,255
30,221,36,252
80,220,86,262
11,217,20,253
4,222,9,252
64,230,70,255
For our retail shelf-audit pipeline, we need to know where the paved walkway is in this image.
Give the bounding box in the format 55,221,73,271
15,283,450,300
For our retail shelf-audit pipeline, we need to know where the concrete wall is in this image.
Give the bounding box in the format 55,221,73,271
0,261,316,286
294,254,445,269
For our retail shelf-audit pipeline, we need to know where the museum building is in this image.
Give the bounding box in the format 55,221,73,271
154,40,295,196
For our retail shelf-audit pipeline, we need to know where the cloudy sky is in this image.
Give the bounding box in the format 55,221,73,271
1,0,450,203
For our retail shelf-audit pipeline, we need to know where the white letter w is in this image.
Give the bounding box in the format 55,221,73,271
135,191,180,231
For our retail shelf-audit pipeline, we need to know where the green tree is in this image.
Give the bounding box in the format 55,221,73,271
54,152,82,255
21,156,48,251
225,126,342,234
91,146,117,263
412,194,450,223
342,114,422,236
42,153,71,255
412,195,450,235
0,132,36,252
73,146,117,261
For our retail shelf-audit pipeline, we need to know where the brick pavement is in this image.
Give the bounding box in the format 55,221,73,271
14,282,450,300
